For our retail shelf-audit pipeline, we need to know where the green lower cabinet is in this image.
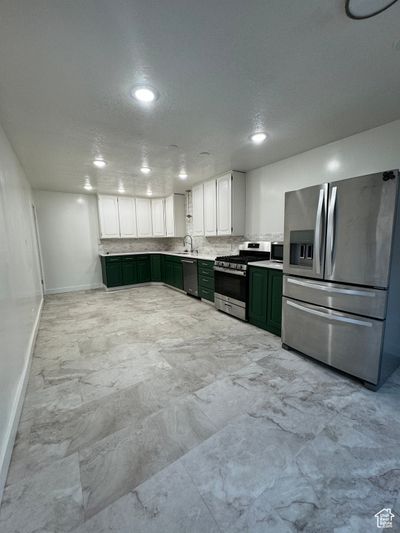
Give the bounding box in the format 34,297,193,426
173,261,183,290
248,267,268,329
150,254,162,282
121,257,137,285
266,269,283,336
163,256,184,289
198,259,215,302
248,266,283,336
199,286,214,302
102,257,123,287
136,256,151,284
101,255,151,287
164,259,173,286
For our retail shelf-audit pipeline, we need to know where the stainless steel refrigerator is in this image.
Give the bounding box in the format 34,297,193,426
282,169,400,389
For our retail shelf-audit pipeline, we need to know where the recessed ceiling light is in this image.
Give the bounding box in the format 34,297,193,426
147,190,153,196
93,158,107,169
327,159,340,172
250,132,268,144
179,171,188,180
118,184,125,193
140,166,151,175
131,85,158,103
84,183,93,191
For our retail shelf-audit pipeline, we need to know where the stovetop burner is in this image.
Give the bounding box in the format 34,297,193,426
215,255,263,265
215,242,271,272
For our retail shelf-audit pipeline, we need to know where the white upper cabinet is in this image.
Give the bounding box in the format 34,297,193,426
118,196,137,238
216,172,245,236
192,183,204,236
151,198,166,237
136,198,153,238
165,194,185,237
190,171,245,237
98,195,120,238
203,179,217,236
216,174,232,235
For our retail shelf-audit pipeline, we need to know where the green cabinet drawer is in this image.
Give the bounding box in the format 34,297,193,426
198,259,214,269
199,267,214,278
105,256,123,263
199,286,214,302
198,275,214,291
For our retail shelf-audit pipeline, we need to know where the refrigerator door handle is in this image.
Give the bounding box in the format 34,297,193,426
326,186,337,276
314,188,325,275
287,277,376,297
286,300,373,328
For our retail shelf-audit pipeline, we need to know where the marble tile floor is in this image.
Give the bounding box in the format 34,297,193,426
1,285,400,532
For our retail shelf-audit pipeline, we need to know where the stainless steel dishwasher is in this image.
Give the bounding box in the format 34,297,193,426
182,258,199,297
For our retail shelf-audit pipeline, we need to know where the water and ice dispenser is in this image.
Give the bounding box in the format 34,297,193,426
289,230,314,268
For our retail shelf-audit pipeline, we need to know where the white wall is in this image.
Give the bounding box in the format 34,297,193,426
0,124,42,500
246,119,400,238
34,191,102,294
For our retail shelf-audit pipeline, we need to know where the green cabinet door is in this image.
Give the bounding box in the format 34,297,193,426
173,261,183,289
150,254,162,282
105,258,123,287
266,270,283,336
136,256,151,283
164,259,174,286
163,256,183,289
248,267,268,329
121,257,137,285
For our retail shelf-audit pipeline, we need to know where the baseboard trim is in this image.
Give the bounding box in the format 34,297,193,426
0,297,43,504
45,283,103,295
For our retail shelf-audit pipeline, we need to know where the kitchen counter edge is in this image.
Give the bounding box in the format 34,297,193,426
248,260,284,270
99,251,216,261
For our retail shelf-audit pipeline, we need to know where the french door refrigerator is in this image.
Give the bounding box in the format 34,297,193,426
282,169,400,389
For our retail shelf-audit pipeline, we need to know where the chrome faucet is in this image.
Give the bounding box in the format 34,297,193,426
183,234,194,253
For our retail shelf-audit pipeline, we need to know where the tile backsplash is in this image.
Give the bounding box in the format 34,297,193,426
99,191,283,257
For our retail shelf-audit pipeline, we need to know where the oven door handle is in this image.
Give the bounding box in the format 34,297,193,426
213,266,247,276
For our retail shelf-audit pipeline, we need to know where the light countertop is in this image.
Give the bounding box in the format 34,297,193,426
248,260,284,270
99,251,216,261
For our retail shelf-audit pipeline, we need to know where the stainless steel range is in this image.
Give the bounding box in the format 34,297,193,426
214,242,270,320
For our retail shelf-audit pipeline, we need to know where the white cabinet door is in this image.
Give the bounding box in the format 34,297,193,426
151,198,166,237
203,179,217,236
165,195,174,237
118,197,137,238
217,173,232,235
98,195,120,238
192,184,204,236
136,198,153,237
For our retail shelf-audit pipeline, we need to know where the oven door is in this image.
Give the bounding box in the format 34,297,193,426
214,267,248,320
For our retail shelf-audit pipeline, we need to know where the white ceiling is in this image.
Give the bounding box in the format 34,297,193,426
0,0,399,197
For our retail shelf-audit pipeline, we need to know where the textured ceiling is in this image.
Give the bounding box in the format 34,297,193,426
0,0,399,197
